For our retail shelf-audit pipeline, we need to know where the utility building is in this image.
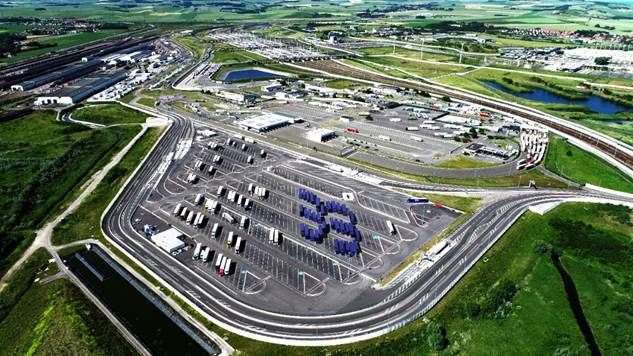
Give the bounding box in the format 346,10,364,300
150,228,186,253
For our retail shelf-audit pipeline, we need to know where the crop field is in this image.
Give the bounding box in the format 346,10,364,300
0,111,139,276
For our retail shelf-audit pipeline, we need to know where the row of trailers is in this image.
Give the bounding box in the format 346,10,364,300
517,129,548,170
192,243,234,277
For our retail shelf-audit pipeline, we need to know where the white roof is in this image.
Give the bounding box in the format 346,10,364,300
151,228,185,252
238,113,293,130
307,128,334,136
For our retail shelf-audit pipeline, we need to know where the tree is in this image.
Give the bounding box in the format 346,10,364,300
594,56,611,65
425,321,449,351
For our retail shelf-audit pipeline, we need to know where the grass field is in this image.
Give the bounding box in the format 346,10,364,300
544,136,633,193
435,155,500,169
324,79,365,90
53,127,163,246
0,111,140,277
212,47,267,64
358,56,471,79
402,190,481,214
72,103,148,126
136,97,156,108
348,157,569,189
173,35,207,60
1,30,126,64
0,249,135,355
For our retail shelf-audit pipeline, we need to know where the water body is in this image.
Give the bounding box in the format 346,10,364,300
223,68,280,83
65,245,219,355
481,80,633,115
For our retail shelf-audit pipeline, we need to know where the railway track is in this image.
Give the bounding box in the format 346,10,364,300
298,60,633,170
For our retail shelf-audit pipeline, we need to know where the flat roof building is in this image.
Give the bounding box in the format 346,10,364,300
236,113,294,132
150,228,186,253
306,128,336,142
34,70,127,106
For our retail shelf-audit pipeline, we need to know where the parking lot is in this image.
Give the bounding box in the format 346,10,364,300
133,126,458,314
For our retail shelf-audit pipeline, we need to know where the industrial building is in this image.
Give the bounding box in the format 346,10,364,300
34,70,127,106
150,228,186,253
214,90,257,104
236,113,295,132
306,128,336,142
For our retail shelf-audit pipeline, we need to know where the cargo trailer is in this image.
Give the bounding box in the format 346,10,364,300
192,243,202,260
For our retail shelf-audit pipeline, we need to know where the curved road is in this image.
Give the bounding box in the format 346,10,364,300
102,108,632,345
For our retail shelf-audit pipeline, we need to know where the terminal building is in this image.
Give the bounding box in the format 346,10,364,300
150,228,186,253
236,113,295,132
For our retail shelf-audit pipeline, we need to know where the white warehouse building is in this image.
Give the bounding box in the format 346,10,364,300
236,112,294,132
306,128,336,142
150,228,186,253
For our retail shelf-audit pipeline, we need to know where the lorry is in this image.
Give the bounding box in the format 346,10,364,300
239,215,249,230
222,212,235,224
200,247,211,262
210,223,220,238
173,203,182,216
194,193,204,205
386,220,396,235
215,253,224,271
226,231,235,246
235,236,243,254
192,243,202,260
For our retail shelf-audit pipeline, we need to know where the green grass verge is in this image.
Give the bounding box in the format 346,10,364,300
358,56,471,79
435,155,500,169
324,79,364,90
0,248,134,355
136,97,156,108
72,103,148,126
0,111,140,277
544,136,633,193
173,35,207,60
52,127,163,246
212,47,267,64
415,192,481,214
347,157,568,189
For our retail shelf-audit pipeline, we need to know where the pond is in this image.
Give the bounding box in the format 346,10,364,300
481,80,633,115
223,68,280,83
